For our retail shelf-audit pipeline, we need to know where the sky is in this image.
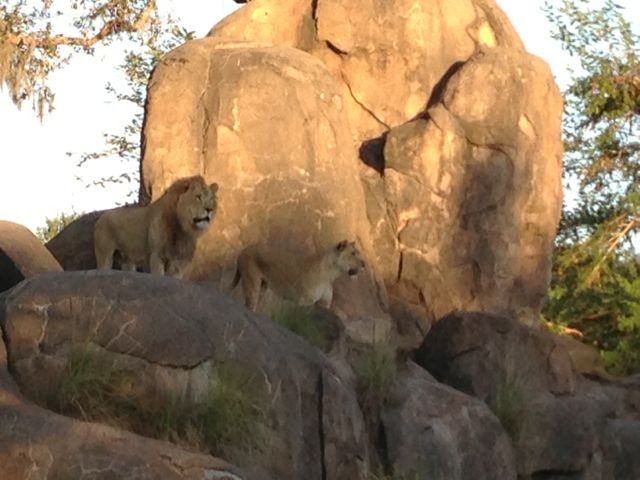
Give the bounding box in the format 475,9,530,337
0,0,636,234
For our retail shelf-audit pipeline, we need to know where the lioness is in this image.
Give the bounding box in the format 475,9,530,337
231,240,366,310
94,175,218,277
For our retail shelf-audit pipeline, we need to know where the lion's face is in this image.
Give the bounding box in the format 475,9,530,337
334,240,366,276
176,178,219,234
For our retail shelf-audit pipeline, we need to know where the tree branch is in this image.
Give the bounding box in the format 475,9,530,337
3,0,156,49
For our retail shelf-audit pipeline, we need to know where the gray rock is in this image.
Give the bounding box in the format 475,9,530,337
381,362,517,480
415,311,576,403
602,420,640,480
45,211,103,271
0,270,369,480
0,330,242,480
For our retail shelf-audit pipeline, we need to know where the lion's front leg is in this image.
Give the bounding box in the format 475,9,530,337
149,252,166,275
166,260,185,279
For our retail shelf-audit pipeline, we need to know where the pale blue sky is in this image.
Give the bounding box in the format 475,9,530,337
0,1,635,233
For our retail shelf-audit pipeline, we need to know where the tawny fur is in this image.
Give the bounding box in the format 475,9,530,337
231,240,366,310
94,175,218,278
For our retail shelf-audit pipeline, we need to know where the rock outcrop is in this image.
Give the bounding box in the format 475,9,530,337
0,220,62,293
0,271,369,480
416,311,640,479
45,211,103,271
381,362,516,480
139,0,563,332
377,47,563,323
0,312,242,480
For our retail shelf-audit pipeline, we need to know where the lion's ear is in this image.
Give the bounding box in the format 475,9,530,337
336,240,348,252
209,182,219,194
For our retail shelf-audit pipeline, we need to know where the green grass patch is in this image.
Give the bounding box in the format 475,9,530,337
491,380,524,440
54,345,266,461
355,342,397,409
270,303,335,352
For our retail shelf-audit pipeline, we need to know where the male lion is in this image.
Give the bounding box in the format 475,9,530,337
94,175,218,277
231,240,366,310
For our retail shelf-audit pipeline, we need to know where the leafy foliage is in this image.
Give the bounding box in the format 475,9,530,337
543,0,640,374
0,0,158,118
35,211,79,242
70,23,193,197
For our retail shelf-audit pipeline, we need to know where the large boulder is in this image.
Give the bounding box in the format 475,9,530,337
140,0,563,331
415,311,576,402
374,47,563,322
208,0,524,143
0,271,369,480
381,362,516,479
142,40,372,272
0,322,242,480
0,220,62,293
416,311,640,478
45,211,103,271
141,38,390,330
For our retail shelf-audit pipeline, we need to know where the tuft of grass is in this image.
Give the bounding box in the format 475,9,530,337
355,342,397,408
491,380,524,440
53,345,266,461
270,303,334,352
195,362,266,459
55,344,138,426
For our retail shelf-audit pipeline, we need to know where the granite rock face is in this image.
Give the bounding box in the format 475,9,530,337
416,311,640,479
138,0,563,329
0,314,242,480
0,271,369,480
381,362,517,480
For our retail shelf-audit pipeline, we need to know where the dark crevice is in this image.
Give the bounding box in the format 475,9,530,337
342,72,390,130
359,132,387,175
326,40,347,56
375,420,393,476
426,60,465,109
317,371,327,480
0,249,24,295
530,469,584,479
311,0,319,21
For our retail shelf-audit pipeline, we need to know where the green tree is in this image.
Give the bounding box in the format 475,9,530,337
544,0,640,374
0,0,159,119
36,212,79,242
71,23,193,199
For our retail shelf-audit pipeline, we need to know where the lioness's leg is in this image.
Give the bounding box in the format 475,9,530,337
240,260,263,311
94,231,115,270
316,288,333,309
149,253,166,275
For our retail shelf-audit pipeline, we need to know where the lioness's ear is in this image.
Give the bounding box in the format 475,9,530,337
336,240,348,251
209,182,219,194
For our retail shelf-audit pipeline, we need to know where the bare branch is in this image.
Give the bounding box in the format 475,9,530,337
3,0,156,50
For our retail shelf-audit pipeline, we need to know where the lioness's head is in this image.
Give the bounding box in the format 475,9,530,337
334,240,366,276
175,176,219,234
